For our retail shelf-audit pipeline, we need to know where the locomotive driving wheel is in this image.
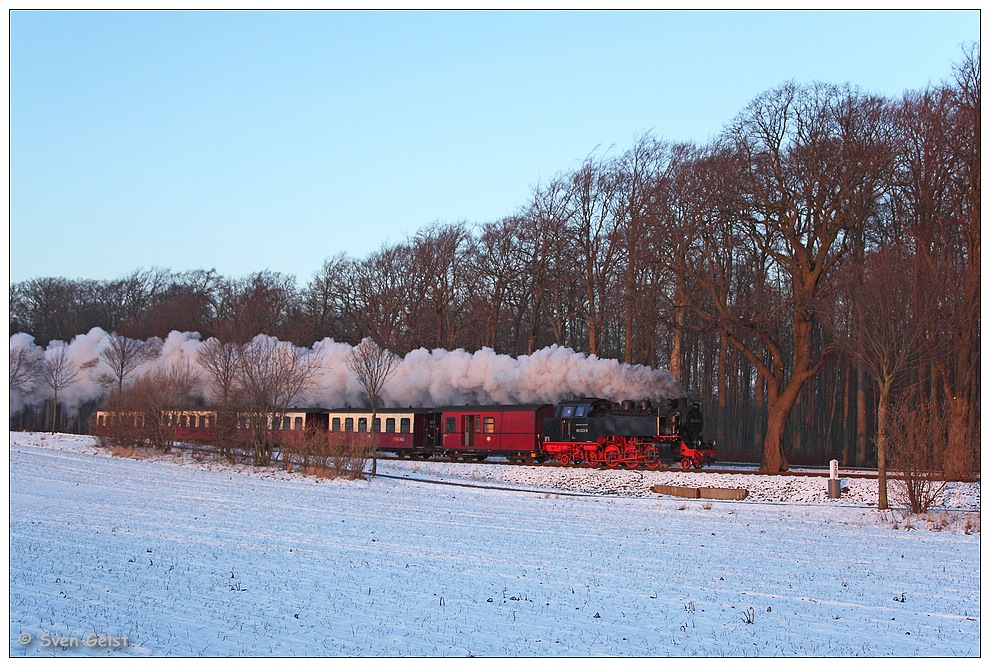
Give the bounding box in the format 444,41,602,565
604,444,621,468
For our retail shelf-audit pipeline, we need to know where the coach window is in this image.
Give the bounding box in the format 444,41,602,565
445,417,456,433
345,417,354,432
358,417,368,432
294,416,303,430
180,414,187,428
205,415,212,429
332,417,341,432
400,417,411,433
385,418,396,433
484,417,495,433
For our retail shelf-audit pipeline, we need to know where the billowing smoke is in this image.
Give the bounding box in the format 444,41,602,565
10,329,683,417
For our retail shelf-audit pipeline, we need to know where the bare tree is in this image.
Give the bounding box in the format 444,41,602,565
680,82,892,472
830,244,932,509
565,153,624,356
10,343,43,394
99,331,161,415
351,243,415,351
469,217,528,352
613,133,676,365
519,176,575,353
302,253,356,345
197,337,243,461
408,222,474,350
887,397,950,513
236,336,323,466
346,337,400,477
127,360,198,452
894,47,981,479
41,343,84,433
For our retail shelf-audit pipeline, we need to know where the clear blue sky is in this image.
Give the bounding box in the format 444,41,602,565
9,9,980,285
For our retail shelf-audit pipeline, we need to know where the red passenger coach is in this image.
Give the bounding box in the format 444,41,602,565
326,408,442,458
440,404,554,463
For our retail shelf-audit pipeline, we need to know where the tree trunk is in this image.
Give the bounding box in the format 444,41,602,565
762,399,790,473
669,285,685,383
945,395,972,480
370,408,378,478
856,361,868,466
717,330,727,446
875,378,893,510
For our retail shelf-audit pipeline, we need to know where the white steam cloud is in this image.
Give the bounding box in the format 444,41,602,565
10,328,684,417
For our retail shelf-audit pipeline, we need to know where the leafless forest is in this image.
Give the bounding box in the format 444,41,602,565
10,49,979,476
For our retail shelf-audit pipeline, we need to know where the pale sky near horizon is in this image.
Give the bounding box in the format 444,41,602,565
9,9,980,286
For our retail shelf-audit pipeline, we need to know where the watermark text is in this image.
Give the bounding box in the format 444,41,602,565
17,631,130,650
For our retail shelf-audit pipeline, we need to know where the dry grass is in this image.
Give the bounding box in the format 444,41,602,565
110,445,154,460
880,509,980,533
281,430,373,480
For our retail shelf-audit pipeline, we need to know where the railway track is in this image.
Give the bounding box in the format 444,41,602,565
171,443,975,483
384,454,889,478
386,455,981,482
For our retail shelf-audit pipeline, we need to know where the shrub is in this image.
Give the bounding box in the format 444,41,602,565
887,398,949,514
282,430,372,480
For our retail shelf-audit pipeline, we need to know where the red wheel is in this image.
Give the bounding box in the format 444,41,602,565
625,460,639,469
604,444,621,468
680,457,692,470
644,450,663,470
558,454,570,466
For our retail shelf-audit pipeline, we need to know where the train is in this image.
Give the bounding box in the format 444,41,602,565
92,396,716,469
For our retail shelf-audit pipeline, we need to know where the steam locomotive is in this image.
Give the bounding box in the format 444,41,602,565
92,396,716,469
541,397,715,469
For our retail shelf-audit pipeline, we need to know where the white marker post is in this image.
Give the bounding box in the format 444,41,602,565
828,459,841,499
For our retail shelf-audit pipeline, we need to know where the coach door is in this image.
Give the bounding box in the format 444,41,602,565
463,415,475,447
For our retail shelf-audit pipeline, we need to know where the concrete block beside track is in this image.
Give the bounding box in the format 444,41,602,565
699,487,749,500
651,485,700,498
652,485,748,500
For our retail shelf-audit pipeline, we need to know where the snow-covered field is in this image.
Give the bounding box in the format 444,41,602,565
8,431,982,657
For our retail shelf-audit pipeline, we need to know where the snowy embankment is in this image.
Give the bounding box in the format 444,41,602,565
9,432,982,657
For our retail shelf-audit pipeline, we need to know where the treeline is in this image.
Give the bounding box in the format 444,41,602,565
10,48,979,475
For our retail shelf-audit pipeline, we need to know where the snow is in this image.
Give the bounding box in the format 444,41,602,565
8,431,982,657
